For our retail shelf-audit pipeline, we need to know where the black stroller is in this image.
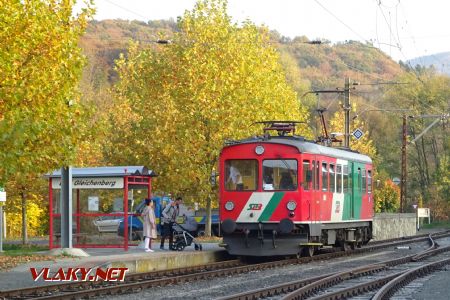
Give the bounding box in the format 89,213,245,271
171,222,203,251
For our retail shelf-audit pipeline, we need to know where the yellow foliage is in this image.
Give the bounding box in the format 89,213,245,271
0,0,94,240
6,202,46,238
374,179,400,213
109,0,310,208
329,106,377,158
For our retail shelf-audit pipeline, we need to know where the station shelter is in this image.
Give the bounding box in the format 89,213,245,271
47,166,156,250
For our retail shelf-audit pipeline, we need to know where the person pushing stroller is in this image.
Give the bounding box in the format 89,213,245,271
160,196,182,250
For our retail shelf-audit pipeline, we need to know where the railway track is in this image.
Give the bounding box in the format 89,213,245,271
2,231,449,299
0,259,244,299
219,233,450,300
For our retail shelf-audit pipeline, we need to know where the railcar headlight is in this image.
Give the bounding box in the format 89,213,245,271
255,145,265,155
225,201,235,211
286,201,297,211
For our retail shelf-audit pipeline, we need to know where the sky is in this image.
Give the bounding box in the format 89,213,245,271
75,0,450,62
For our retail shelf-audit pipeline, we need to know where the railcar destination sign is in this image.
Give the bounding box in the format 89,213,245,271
52,177,124,189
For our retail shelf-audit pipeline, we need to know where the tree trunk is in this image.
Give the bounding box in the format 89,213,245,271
431,135,439,171
205,195,212,237
21,189,28,245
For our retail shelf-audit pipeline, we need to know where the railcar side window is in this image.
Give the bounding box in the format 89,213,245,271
312,161,316,190
322,162,328,191
336,165,342,193
362,168,367,194
357,168,362,192
367,170,372,193
225,160,258,191
302,160,310,190
343,165,349,193
263,159,298,191
315,160,320,190
348,166,353,192
329,164,335,192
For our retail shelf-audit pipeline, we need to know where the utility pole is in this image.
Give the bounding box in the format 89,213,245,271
344,77,351,148
400,114,407,213
303,77,354,148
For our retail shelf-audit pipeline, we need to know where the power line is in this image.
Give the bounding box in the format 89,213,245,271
313,0,371,44
103,0,150,20
376,1,401,53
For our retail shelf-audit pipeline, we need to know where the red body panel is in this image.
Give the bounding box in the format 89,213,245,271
220,142,373,224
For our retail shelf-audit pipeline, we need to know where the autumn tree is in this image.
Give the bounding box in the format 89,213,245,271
109,0,310,235
0,0,93,242
374,179,400,213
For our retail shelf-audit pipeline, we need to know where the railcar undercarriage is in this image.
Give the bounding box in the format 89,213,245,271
221,220,372,257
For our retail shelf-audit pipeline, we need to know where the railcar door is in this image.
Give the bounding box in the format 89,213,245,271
352,163,363,220
312,157,320,222
301,158,313,221
350,162,355,219
342,161,353,220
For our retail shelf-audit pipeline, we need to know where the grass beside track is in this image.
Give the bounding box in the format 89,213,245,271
421,221,450,229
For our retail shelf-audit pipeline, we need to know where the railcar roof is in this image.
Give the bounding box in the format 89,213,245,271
225,136,372,164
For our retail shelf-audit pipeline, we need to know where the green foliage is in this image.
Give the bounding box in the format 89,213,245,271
381,70,450,209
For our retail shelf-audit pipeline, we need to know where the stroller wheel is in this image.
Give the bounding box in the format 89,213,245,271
175,241,186,251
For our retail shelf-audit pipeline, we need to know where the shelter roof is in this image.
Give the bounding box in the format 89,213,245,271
46,166,156,178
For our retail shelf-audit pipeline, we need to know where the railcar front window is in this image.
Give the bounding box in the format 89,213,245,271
225,160,258,191
263,159,297,190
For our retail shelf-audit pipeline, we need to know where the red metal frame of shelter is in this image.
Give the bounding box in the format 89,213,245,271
48,166,155,251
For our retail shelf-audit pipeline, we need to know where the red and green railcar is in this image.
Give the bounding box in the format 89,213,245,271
219,126,374,256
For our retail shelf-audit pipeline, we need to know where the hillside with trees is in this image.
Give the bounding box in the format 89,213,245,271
408,52,450,76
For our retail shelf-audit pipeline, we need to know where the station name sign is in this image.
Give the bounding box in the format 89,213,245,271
52,177,124,189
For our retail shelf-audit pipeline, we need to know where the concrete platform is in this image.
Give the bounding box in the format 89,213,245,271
0,243,226,291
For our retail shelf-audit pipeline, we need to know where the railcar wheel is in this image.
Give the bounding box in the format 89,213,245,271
302,246,314,257
341,242,352,252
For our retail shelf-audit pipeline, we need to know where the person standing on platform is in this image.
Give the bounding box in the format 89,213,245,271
160,196,182,250
142,198,157,252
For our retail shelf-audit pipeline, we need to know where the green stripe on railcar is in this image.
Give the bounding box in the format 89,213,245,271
342,161,365,220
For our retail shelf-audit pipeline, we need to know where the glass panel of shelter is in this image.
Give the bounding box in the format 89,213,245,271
51,185,149,246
